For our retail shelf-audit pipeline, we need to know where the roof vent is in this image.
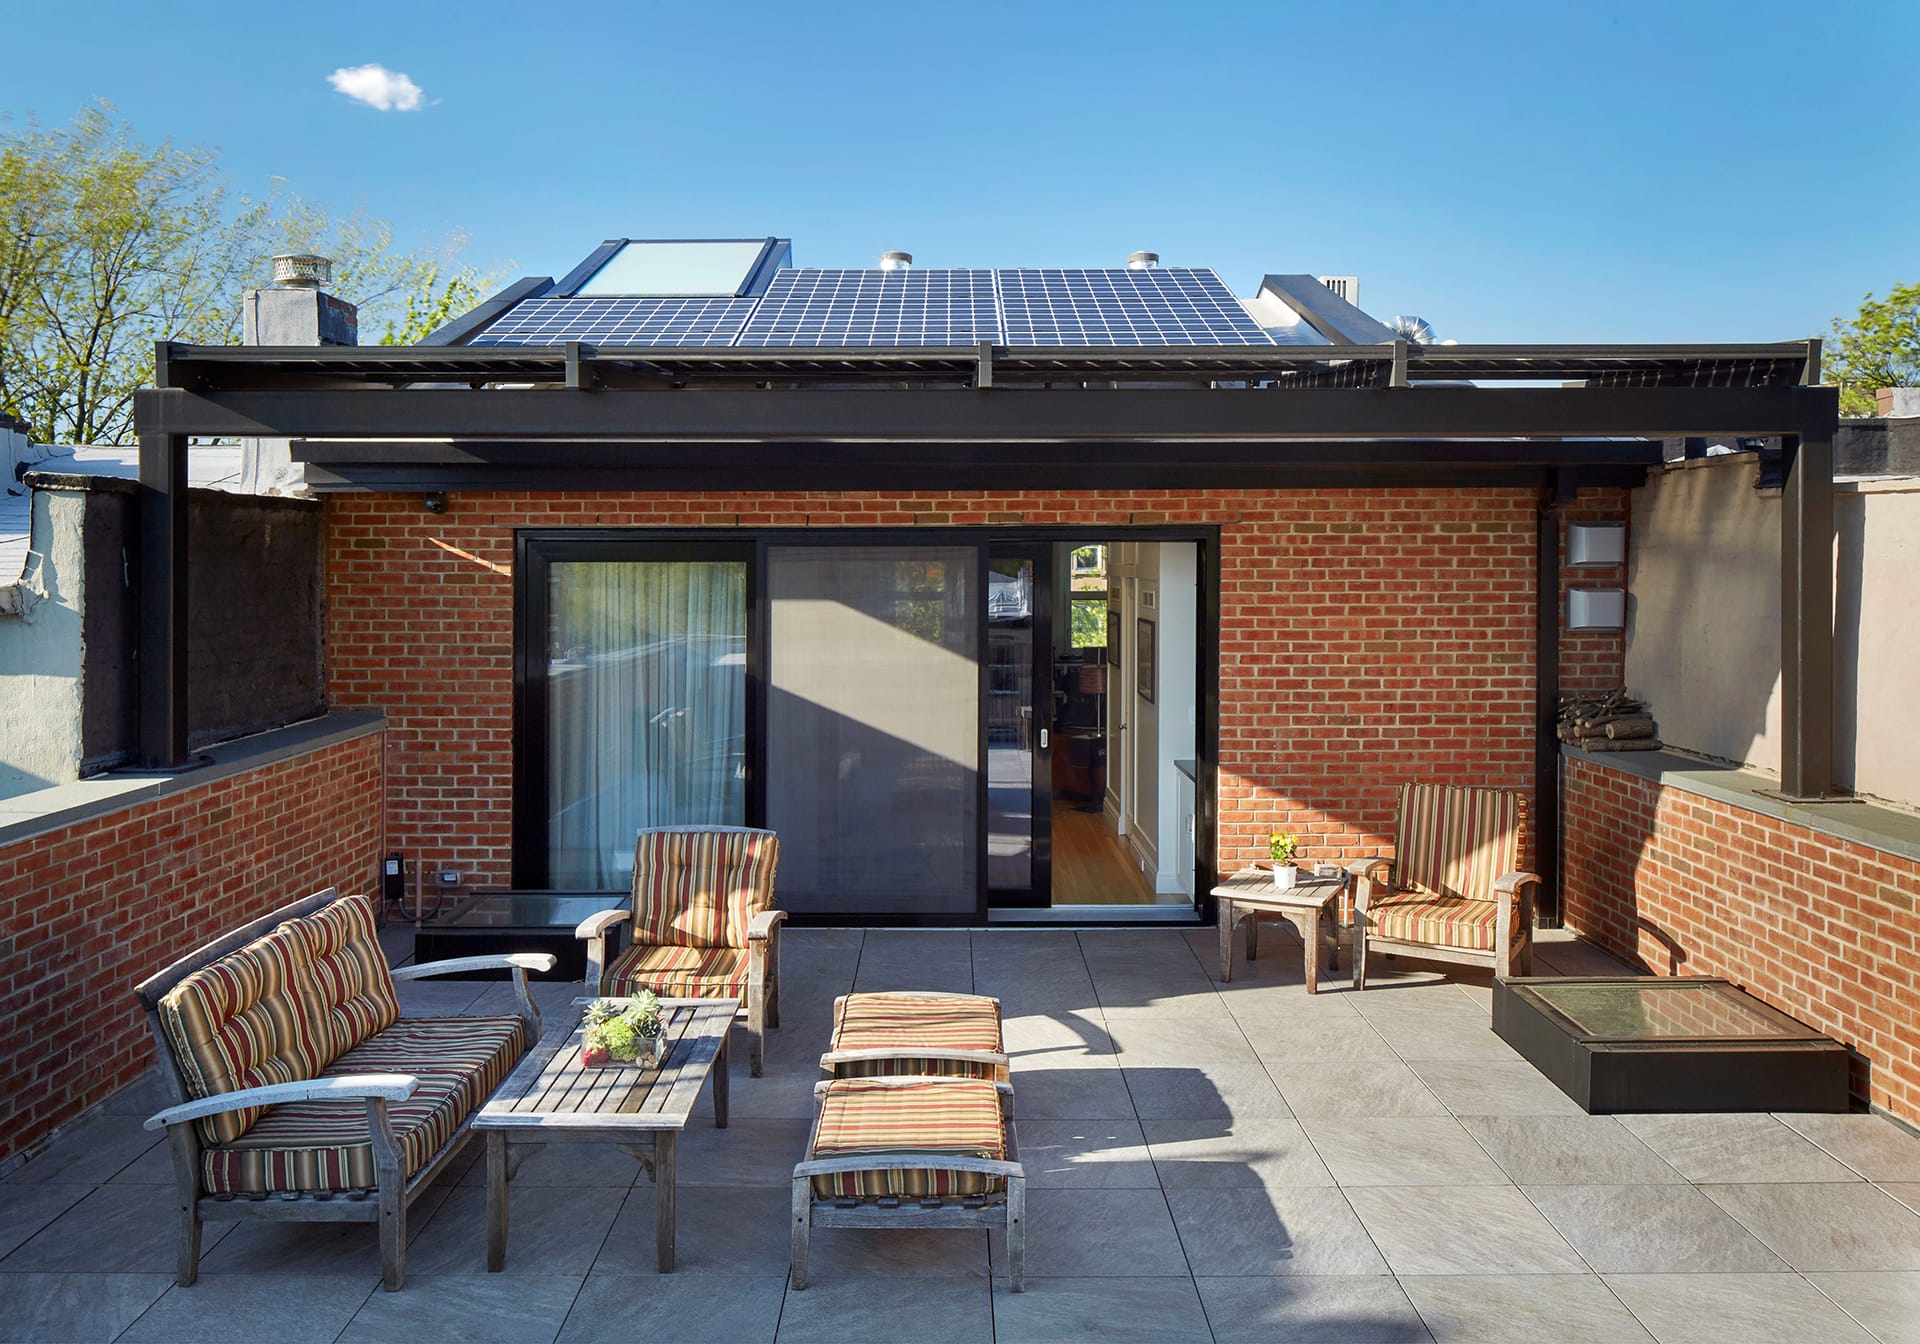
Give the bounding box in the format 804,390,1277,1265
272,253,333,289
879,251,913,271
1127,251,1160,270
1317,275,1359,306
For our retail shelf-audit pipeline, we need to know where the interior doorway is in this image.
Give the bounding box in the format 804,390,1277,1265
987,539,1198,910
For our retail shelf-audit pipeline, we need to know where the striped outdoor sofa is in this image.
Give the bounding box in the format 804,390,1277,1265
135,889,555,1291
576,826,785,1077
1349,783,1541,987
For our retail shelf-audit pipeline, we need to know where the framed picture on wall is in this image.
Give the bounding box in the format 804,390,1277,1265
1136,617,1155,703
1106,609,1120,666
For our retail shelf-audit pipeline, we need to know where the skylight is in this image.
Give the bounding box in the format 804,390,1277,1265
576,240,779,297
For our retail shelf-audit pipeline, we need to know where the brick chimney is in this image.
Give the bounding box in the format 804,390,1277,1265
240,255,357,493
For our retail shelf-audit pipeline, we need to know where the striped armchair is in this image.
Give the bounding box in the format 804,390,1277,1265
1349,784,1540,988
575,825,784,1075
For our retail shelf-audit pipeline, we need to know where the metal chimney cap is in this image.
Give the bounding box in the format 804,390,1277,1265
272,254,334,289
1127,251,1159,269
879,250,913,271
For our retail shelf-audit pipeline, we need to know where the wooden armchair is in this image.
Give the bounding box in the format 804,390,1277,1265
1349,784,1540,988
576,825,784,1076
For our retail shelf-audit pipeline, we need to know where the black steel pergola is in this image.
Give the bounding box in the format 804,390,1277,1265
133,337,1842,915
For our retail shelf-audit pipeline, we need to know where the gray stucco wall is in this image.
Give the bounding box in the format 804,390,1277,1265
1625,453,1920,809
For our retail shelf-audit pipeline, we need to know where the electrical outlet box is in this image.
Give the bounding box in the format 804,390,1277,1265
437,869,461,886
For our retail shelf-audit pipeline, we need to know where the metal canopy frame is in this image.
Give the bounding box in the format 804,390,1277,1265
131,338,1844,916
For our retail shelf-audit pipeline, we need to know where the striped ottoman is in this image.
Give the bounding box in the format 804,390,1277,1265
791,1074,1026,1291
820,991,1008,1081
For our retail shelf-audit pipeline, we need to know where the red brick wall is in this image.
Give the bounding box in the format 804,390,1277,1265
1558,490,1630,695
0,730,383,1163
328,487,1624,883
1562,754,1920,1122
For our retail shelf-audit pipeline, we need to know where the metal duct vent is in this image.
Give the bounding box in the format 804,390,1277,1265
1127,251,1160,269
879,251,913,271
1317,275,1359,306
272,254,333,289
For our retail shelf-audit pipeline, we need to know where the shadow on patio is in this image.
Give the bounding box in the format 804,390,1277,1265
5,926,1920,1343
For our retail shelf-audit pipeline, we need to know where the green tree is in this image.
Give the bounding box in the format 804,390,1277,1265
0,103,503,443
1828,282,1920,417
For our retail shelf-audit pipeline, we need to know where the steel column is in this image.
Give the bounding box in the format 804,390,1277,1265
1535,487,1565,926
138,433,190,767
1780,434,1836,800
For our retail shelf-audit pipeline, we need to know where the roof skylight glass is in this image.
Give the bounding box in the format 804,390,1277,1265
576,240,772,297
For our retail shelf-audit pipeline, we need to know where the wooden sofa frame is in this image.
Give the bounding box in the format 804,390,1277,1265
791,1075,1026,1292
133,888,556,1292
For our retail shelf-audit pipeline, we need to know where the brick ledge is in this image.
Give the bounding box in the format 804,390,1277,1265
1561,743,1920,865
0,709,385,847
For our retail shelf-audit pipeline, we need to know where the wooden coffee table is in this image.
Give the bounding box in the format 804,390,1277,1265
474,997,736,1272
1213,867,1348,992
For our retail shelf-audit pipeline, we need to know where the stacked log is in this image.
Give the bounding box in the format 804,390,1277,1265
1557,689,1662,752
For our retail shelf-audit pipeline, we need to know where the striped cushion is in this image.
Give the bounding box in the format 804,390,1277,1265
605,942,748,999
1392,784,1526,902
1365,892,1501,951
829,993,1005,1080
290,894,400,1065
158,922,330,1146
809,1077,1008,1201
202,1015,529,1195
631,827,779,949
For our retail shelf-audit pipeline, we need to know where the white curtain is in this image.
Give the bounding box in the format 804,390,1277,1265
547,560,746,888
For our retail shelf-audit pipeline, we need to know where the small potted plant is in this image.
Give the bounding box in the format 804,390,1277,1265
1267,832,1299,889
580,990,664,1068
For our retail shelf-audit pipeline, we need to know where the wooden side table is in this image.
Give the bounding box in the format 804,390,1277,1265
1213,867,1348,993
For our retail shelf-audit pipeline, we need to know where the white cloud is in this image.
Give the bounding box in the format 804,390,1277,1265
327,64,426,112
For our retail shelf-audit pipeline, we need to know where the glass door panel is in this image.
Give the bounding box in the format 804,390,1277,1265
765,545,981,917
988,545,1052,906
545,558,748,889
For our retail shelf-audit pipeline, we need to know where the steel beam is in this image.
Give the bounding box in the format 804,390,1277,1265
1780,434,1838,800
137,433,190,767
136,383,1841,444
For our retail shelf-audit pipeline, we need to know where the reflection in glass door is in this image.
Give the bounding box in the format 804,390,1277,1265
987,546,1052,906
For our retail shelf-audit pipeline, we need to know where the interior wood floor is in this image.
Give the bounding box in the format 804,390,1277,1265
1049,799,1162,905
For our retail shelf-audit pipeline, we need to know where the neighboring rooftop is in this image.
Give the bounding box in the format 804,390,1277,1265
440,236,1396,349
1,435,243,587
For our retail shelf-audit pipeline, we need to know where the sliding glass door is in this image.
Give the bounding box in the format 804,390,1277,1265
765,544,981,917
526,542,751,889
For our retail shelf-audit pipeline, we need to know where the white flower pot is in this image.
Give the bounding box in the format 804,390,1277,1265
1272,864,1297,890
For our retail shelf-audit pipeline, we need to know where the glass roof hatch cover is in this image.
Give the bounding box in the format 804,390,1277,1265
576,238,786,297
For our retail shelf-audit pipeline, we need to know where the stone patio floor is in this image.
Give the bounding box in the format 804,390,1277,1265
6,926,1920,1343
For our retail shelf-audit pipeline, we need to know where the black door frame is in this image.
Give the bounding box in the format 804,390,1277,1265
986,542,1055,910
512,524,1220,925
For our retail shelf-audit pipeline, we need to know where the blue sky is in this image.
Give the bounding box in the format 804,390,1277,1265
7,0,1916,343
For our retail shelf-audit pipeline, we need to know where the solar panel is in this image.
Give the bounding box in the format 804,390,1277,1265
998,267,1274,345
735,269,1000,346
468,296,756,346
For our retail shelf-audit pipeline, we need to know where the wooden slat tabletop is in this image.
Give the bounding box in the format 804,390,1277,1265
476,997,737,1132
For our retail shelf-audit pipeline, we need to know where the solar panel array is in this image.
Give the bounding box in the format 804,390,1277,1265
472,268,1279,347
999,268,1273,345
469,296,757,346
735,269,1000,346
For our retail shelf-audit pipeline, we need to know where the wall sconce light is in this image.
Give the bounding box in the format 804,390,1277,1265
1567,587,1626,632
1567,522,1626,568
422,492,449,514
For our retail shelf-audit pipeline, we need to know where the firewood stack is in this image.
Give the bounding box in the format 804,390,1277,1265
1557,689,1661,752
